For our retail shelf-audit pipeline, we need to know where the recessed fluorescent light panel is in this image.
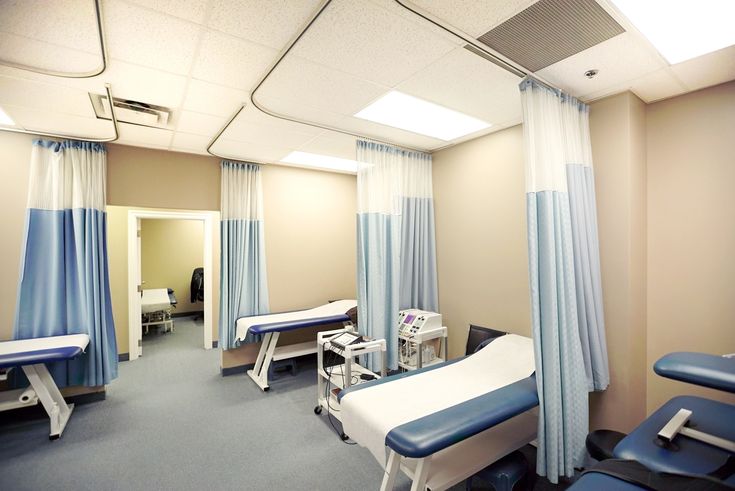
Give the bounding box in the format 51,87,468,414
354,91,491,141
0,106,15,126
281,151,359,173
612,0,735,64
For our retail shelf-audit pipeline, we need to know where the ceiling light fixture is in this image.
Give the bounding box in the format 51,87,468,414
611,0,735,64
354,91,491,141
0,106,16,126
281,151,359,174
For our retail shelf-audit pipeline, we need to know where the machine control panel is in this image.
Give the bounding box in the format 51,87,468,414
398,309,442,337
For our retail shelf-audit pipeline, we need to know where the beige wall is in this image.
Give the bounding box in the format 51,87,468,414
432,125,531,359
141,219,204,314
588,92,648,432
222,164,358,368
646,81,735,411
0,132,33,341
107,144,220,211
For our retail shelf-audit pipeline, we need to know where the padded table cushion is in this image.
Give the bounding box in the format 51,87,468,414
385,376,538,458
654,352,735,394
235,299,357,340
614,395,735,483
0,334,90,369
568,472,644,490
141,288,173,314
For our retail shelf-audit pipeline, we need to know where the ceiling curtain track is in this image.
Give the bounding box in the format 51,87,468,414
0,0,108,78
208,0,562,161
0,83,120,143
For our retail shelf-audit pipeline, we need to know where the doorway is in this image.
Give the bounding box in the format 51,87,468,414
127,209,216,360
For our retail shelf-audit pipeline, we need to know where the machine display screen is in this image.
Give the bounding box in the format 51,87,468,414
404,314,415,324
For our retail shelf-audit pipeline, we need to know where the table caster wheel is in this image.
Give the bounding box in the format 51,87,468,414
340,433,349,441
314,406,322,415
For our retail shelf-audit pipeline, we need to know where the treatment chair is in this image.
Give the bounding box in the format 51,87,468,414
570,352,735,490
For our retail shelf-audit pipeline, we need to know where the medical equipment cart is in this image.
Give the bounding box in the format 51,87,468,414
398,317,448,371
314,327,386,427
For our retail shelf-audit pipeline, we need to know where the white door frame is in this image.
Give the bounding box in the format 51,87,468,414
127,209,215,360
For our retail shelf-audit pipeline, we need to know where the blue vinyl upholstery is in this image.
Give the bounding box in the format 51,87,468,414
0,346,86,370
384,376,538,459
614,395,735,484
248,314,350,335
654,352,735,394
568,472,644,490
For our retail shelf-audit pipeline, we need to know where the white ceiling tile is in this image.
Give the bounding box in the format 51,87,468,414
0,0,100,53
171,132,211,154
0,32,101,75
537,32,666,100
229,104,323,138
671,45,735,94
290,0,457,87
0,76,95,118
191,30,277,90
122,0,210,24
1,104,111,138
222,117,318,149
208,0,322,49
628,68,688,103
102,60,189,108
397,47,521,125
211,139,290,163
175,111,225,136
405,0,538,38
182,79,247,117
258,56,387,116
104,0,200,75
253,93,347,129
297,132,357,161
117,123,173,147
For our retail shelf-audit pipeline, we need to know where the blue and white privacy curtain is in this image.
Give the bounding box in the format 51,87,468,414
14,139,118,387
219,160,269,349
356,140,438,370
520,78,609,482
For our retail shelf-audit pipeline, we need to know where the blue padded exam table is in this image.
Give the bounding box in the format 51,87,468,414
235,300,356,391
570,352,735,490
0,334,90,439
339,334,538,491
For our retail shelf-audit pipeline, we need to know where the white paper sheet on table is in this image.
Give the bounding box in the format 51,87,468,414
235,299,357,341
141,288,172,314
340,334,536,467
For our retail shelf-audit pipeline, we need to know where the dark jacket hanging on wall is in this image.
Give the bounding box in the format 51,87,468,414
190,268,204,303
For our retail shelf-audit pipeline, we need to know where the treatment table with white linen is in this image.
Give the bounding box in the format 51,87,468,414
236,299,357,391
340,334,538,491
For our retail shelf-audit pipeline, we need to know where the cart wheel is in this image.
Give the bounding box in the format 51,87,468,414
263,387,270,392
340,433,349,441
314,406,322,415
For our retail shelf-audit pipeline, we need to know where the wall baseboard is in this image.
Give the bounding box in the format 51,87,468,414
118,353,130,362
221,363,254,377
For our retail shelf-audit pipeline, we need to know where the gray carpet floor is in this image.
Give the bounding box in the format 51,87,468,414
0,317,566,491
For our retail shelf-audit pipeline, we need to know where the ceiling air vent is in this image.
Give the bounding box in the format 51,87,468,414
90,93,172,129
473,0,625,72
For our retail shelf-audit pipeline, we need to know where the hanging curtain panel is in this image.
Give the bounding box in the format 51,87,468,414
219,160,269,349
520,78,609,482
356,140,438,370
14,139,118,387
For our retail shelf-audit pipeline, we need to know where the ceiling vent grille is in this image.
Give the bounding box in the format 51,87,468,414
90,94,172,129
474,0,624,72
